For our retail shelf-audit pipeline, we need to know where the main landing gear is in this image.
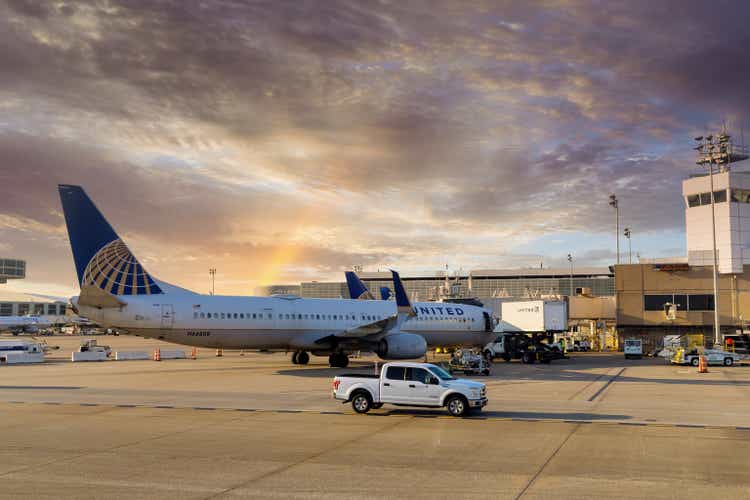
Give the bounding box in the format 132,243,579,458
291,350,310,365
328,352,349,368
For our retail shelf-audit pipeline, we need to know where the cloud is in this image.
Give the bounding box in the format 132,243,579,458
1,0,748,294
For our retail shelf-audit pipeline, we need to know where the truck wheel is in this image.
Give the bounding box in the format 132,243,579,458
351,392,372,414
724,357,734,366
522,352,535,364
297,351,309,365
446,395,468,417
483,350,494,362
691,357,700,367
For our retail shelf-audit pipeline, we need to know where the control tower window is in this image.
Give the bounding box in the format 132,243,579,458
731,189,750,203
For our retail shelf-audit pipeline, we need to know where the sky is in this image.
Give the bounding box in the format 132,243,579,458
1,0,750,297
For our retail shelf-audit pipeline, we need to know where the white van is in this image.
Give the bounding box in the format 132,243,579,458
624,338,643,359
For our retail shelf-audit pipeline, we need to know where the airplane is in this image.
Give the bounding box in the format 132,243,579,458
345,271,495,345
0,315,52,335
58,184,495,367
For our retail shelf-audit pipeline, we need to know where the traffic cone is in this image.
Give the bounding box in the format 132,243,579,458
216,348,223,357
191,347,197,360
698,355,708,373
153,348,161,362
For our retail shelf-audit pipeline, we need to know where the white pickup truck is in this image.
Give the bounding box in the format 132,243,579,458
331,362,488,417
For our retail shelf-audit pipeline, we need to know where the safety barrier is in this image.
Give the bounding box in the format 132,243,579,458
0,352,45,364
71,351,108,362
159,350,186,360
114,351,150,361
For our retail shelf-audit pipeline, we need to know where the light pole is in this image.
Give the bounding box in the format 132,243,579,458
694,133,727,347
567,253,573,296
623,227,632,264
609,194,620,265
209,268,216,295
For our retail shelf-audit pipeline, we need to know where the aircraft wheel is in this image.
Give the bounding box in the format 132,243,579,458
297,351,310,365
329,352,349,368
291,351,299,364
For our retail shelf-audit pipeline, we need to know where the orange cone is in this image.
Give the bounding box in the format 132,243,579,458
191,347,197,360
698,355,708,373
216,348,223,357
153,348,161,362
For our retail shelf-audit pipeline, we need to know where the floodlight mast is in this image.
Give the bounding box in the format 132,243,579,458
693,128,736,348
609,194,619,265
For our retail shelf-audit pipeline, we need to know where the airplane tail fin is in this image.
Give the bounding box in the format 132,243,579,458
345,271,375,300
390,270,415,316
380,287,392,300
58,185,163,297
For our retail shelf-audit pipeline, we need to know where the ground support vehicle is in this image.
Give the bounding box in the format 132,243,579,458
624,338,643,359
448,349,491,376
671,347,743,367
78,339,112,357
332,362,487,417
483,333,559,364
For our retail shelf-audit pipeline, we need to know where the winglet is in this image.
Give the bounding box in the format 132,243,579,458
390,270,415,315
345,271,374,300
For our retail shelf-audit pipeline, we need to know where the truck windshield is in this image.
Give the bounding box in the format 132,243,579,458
428,366,455,381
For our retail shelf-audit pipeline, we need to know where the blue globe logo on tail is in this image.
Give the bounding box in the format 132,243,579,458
59,184,163,297
82,239,162,296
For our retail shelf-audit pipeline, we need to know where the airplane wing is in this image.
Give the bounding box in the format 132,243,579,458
316,270,412,344
315,314,397,344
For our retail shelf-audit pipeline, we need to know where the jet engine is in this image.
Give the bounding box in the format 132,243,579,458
376,333,427,360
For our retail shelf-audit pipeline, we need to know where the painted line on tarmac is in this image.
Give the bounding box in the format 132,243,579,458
587,367,626,402
1,401,744,431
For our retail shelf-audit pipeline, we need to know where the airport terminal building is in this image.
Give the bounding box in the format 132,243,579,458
0,258,67,318
266,268,614,302
616,166,750,348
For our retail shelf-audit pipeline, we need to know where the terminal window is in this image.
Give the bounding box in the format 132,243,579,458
644,294,713,311
0,303,12,316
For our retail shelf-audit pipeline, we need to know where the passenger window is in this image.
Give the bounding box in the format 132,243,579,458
408,368,430,384
207,313,212,319
221,313,225,319
194,312,198,319
200,313,205,318
240,313,244,319
316,314,320,320
385,366,405,380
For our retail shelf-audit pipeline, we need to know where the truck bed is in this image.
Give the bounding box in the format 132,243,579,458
337,373,380,379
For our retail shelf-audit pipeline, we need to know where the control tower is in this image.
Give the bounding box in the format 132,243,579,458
683,131,750,273
0,259,25,284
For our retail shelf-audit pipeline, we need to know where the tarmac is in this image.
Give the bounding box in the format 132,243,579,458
0,335,748,498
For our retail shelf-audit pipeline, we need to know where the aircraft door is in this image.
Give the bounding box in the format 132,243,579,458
262,307,276,329
160,304,174,329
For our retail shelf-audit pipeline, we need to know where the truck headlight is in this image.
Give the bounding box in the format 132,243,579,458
470,389,480,398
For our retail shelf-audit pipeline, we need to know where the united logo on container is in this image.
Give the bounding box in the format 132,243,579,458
82,239,162,296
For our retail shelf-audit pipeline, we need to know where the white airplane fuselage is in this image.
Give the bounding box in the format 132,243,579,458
77,293,494,351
